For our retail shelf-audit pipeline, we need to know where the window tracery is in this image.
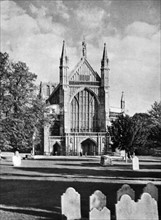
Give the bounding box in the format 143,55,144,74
70,89,98,132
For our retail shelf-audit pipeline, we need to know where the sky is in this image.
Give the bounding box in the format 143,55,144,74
1,0,161,115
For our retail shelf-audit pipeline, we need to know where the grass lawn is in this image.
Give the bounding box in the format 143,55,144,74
0,155,161,219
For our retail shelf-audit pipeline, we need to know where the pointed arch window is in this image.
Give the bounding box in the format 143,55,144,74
70,89,98,132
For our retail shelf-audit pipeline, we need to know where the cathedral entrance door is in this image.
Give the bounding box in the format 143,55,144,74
53,143,60,155
81,139,97,156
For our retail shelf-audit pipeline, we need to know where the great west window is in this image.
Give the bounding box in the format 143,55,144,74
70,89,98,132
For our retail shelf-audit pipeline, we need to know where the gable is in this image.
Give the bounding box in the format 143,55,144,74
69,58,101,84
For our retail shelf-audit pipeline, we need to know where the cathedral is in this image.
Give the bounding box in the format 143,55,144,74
42,40,125,156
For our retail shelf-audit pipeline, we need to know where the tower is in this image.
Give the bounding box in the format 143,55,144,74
59,40,69,88
59,41,69,136
100,43,110,130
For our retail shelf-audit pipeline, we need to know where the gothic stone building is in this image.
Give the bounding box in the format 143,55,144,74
43,40,125,156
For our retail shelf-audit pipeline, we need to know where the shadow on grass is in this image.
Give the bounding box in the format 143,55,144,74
0,206,60,220
57,162,161,170
35,157,97,162
56,162,101,167
139,159,161,163
0,179,161,220
15,166,161,179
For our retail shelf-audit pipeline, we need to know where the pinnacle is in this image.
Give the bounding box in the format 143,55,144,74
101,43,108,67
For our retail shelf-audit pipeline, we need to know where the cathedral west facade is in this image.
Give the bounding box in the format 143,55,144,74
42,40,125,156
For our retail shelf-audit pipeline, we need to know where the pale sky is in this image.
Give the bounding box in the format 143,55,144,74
1,0,160,115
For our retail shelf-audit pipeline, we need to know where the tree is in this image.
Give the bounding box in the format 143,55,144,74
149,101,161,126
148,101,161,149
109,113,151,157
0,52,48,152
132,113,152,154
109,114,134,156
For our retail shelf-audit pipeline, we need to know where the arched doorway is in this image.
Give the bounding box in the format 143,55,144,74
53,142,60,155
81,139,98,156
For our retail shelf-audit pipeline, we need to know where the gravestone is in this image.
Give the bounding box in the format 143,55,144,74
12,151,22,167
120,150,125,160
90,190,110,220
90,190,106,211
61,187,81,220
136,193,159,220
90,207,110,220
100,156,112,166
115,194,136,220
132,156,139,170
143,182,158,202
117,184,135,201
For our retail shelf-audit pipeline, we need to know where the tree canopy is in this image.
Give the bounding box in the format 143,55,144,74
109,113,153,156
0,52,47,152
148,101,161,149
109,101,161,156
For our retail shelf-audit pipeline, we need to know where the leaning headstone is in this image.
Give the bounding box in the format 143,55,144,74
143,182,158,202
136,193,159,220
115,194,136,220
90,190,110,220
61,187,81,220
12,151,22,167
132,156,139,170
117,184,135,201
90,207,110,220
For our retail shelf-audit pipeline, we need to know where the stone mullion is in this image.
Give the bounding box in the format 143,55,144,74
83,90,85,130
75,98,77,131
71,101,73,132
86,91,88,131
78,93,80,132
91,98,93,131
76,97,79,132
73,98,75,131
75,98,76,131
81,91,83,131
85,90,87,131
87,92,90,131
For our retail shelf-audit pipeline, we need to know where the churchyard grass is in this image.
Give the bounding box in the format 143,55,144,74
0,155,161,219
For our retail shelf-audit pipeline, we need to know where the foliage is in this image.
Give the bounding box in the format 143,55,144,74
132,113,152,155
149,101,161,125
148,101,161,149
109,113,151,156
109,102,161,156
109,114,133,155
0,52,48,152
